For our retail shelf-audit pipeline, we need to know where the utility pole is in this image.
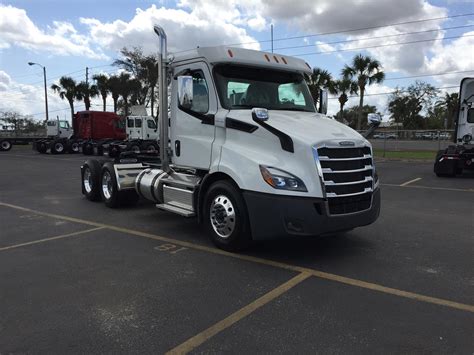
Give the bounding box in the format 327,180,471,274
271,24,274,53
86,67,89,85
28,62,49,122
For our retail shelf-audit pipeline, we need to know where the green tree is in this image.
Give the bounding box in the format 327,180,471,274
92,74,109,111
116,72,142,116
434,92,459,129
342,54,385,130
114,47,159,116
77,81,98,111
51,76,82,120
329,78,358,120
306,67,333,111
388,81,439,129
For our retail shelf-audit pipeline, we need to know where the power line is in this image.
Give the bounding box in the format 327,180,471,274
271,24,474,52
294,33,474,57
328,85,459,100
384,70,474,81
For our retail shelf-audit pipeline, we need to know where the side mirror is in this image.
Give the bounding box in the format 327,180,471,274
318,89,328,115
368,113,382,125
177,76,193,109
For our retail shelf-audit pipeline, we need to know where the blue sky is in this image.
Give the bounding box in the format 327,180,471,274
1,0,473,119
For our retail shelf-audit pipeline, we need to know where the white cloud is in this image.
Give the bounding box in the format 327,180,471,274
0,5,108,60
80,4,260,55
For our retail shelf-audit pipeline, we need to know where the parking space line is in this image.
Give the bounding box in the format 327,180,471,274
0,227,104,252
1,201,473,314
3,154,83,162
381,183,474,192
399,177,422,186
167,272,311,354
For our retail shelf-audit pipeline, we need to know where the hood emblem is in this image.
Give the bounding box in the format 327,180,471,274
339,141,355,147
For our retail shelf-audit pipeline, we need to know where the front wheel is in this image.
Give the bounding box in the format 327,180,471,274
203,180,251,252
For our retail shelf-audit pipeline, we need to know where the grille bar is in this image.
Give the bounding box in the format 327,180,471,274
316,145,374,215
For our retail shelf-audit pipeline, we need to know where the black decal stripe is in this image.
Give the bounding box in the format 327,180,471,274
179,105,215,125
225,117,258,133
252,113,294,153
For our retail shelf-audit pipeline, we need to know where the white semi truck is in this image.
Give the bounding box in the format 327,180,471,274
81,25,381,251
434,78,474,176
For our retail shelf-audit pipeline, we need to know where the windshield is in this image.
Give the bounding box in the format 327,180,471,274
214,65,315,112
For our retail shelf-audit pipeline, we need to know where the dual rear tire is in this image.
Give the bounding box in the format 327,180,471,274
81,160,138,207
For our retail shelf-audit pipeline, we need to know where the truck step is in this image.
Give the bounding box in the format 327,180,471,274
156,203,195,217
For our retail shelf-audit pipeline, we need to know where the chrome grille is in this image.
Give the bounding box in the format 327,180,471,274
316,145,374,215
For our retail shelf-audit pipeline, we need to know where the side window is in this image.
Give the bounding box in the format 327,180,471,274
59,121,69,129
190,71,209,113
47,121,56,127
147,119,157,129
278,83,306,106
135,118,142,128
127,118,134,128
468,108,474,123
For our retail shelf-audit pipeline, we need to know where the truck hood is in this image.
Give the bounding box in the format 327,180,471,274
228,110,368,146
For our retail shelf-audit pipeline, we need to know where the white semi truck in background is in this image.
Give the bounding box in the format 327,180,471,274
81,25,381,251
434,78,474,177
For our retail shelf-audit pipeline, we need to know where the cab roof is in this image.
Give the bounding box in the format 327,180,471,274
172,46,312,74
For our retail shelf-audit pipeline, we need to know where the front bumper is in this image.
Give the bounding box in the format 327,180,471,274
243,188,381,240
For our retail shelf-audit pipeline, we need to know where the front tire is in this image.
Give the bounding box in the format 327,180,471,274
203,180,251,251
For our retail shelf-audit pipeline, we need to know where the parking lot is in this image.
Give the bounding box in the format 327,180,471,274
1,147,473,353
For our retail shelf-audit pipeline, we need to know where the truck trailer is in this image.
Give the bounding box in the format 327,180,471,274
80,25,381,251
433,78,474,177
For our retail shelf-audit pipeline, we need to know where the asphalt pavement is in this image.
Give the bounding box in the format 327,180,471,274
0,147,473,353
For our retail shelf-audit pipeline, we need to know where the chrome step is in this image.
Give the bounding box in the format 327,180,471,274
156,203,195,217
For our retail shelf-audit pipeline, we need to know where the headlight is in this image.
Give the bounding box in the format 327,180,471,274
259,166,307,192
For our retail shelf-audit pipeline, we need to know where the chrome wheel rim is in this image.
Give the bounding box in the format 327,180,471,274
71,143,79,152
131,145,140,153
83,167,92,193
54,143,64,153
210,195,236,239
146,145,156,153
1,141,11,150
101,171,113,200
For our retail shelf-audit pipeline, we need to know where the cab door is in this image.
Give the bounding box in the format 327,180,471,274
457,78,474,142
170,62,216,169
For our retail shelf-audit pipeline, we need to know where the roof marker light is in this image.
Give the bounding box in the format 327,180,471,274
264,54,270,62
273,56,279,63
227,49,234,58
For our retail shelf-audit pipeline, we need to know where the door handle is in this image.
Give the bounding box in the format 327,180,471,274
175,140,181,157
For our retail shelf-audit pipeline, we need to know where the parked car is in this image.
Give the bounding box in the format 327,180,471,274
373,132,398,139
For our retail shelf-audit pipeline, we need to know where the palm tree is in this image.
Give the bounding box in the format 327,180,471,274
93,74,109,111
51,76,82,120
435,92,459,129
329,78,358,120
117,72,142,116
77,81,98,111
342,54,385,130
306,67,333,110
107,75,121,113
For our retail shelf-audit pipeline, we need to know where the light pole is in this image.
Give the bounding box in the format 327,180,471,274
28,62,49,122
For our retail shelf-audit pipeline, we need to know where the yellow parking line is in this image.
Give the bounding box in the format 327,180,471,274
0,201,473,314
381,183,474,192
0,227,103,252
400,177,422,186
167,272,311,354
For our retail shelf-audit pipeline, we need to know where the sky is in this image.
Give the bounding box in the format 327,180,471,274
1,0,473,121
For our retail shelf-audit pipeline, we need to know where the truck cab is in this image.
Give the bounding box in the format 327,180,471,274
46,119,72,138
126,116,159,141
81,26,380,251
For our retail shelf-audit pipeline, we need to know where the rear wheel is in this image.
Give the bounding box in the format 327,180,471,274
128,143,141,153
81,159,102,201
82,142,94,155
0,139,12,151
143,142,159,154
100,162,139,208
51,140,66,154
36,141,48,154
203,180,251,251
68,140,80,154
